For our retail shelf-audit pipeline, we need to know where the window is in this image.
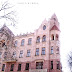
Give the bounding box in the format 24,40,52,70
18,64,21,71
14,40,17,47
4,52,7,59
0,52,2,58
12,51,16,58
51,34,54,40
0,42,2,47
25,63,29,70
10,64,14,71
36,62,43,69
56,34,59,41
51,46,53,54
27,50,30,57
19,50,23,58
21,39,24,46
42,35,46,42
56,47,59,54
36,36,40,43
35,48,39,56
43,25,46,30
2,64,5,71
42,47,45,55
28,38,32,45
51,61,53,69
2,42,5,47
57,61,60,69
53,18,56,21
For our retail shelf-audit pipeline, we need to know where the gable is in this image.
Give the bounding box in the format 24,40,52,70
50,25,60,31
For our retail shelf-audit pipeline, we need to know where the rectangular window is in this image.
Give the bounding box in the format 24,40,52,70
57,61,60,69
27,50,30,57
18,64,21,71
42,47,45,55
25,63,29,70
36,62,43,69
14,40,17,47
28,38,32,45
4,52,7,59
2,64,5,71
10,64,14,71
51,61,53,69
12,51,16,58
0,52,2,58
19,50,23,58
51,46,53,54
35,48,39,56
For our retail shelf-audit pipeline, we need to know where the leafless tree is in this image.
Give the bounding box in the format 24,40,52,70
68,52,72,72
0,1,17,27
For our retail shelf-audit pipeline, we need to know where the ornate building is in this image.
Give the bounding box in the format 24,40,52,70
0,14,61,72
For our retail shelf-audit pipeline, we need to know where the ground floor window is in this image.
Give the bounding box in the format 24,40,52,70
10,64,14,71
57,61,60,70
17,64,21,71
51,61,53,69
2,64,5,71
25,63,29,70
36,62,43,69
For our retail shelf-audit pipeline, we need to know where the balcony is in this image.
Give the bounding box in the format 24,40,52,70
29,69,47,72
3,57,17,62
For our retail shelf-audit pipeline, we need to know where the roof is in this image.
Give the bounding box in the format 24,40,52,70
50,25,60,31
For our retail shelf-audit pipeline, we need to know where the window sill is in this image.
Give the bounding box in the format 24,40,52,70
41,54,45,55
57,69,60,70
36,42,40,43
20,45,24,46
27,44,32,45
42,41,46,42
19,57,23,58
50,53,54,55
26,56,30,57
56,53,59,54
35,55,39,56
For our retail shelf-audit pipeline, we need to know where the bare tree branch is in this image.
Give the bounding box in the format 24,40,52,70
68,51,72,72
0,1,17,27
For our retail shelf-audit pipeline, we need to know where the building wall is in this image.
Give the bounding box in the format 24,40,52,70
0,14,61,72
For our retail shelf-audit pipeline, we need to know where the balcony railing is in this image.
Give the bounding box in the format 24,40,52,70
3,57,17,62
29,69,47,72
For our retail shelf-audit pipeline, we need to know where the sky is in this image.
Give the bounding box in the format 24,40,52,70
0,0,72,72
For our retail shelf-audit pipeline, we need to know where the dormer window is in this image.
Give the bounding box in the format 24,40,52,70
43,25,46,30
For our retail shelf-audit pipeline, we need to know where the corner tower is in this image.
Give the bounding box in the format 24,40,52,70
49,14,61,72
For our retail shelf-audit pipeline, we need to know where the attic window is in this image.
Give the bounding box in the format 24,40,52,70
43,25,46,30
53,18,56,21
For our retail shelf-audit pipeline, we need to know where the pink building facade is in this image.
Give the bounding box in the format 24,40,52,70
0,14,61,72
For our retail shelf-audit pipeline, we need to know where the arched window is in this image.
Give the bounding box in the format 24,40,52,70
51,34,54,40
51,46,53,54
43,25,46,30
36,36,40,43
28,38,32,45
21,39,24,46
14,40,17,47
56,34,59,41
42,35,46,42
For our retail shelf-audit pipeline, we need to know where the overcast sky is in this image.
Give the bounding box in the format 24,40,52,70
0,0,72,72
